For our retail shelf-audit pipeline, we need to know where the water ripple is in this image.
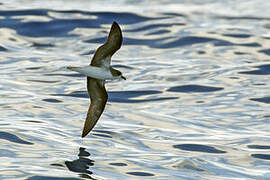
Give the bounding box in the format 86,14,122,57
0,46,8,51
27,176,82,180
258,49,270,56
167,85,224,93
251,154,270,160
87,35,261,49
0,9,164,37
125,23,185,32
42,98,62,103
250,97,270,104
0,131,33,145
126,172,155,177
248,145,270,149
173,144,226,154
239,64,270,75
222,33,251,38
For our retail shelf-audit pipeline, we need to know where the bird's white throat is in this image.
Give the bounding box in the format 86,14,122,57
67,66,118,80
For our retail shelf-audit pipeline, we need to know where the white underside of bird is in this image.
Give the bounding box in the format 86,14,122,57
67,66,118,80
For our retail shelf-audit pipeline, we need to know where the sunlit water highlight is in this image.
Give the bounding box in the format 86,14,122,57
1,0,270,179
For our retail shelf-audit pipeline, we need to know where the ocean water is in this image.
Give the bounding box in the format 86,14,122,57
1,0,270,179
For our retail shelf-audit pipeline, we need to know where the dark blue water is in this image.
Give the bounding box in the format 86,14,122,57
1,0,270,179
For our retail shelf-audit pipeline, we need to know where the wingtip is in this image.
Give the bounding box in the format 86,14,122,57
111,21,121,32
112,21,119,26
81,128,90,138
81,131,89,138
108,21,122,42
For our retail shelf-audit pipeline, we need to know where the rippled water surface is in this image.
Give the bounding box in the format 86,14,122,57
1,0,270,179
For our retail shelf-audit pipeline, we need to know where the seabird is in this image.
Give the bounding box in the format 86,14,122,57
67,22,126,138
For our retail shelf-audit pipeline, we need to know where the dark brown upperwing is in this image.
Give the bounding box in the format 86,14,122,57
90,22,122,67
82,77,108,138
82,22,121,137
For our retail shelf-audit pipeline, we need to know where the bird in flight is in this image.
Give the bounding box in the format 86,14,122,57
67,22,126,138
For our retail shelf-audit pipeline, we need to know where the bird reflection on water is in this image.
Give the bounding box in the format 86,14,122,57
65,147,95,179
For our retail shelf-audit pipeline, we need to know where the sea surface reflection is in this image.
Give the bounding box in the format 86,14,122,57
1,0,270,179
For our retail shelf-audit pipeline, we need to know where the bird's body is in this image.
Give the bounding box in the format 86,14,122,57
67,22,125,137
67,66,121,80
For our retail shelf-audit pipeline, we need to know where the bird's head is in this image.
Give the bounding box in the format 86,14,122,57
111,68,126,80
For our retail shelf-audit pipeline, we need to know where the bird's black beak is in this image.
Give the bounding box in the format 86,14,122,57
121,76,126,80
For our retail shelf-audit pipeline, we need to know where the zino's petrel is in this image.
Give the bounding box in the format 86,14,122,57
67,22,126,138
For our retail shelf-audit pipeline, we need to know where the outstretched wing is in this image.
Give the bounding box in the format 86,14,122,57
82,22,121,137
90,21,122,68
82,77,108,138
